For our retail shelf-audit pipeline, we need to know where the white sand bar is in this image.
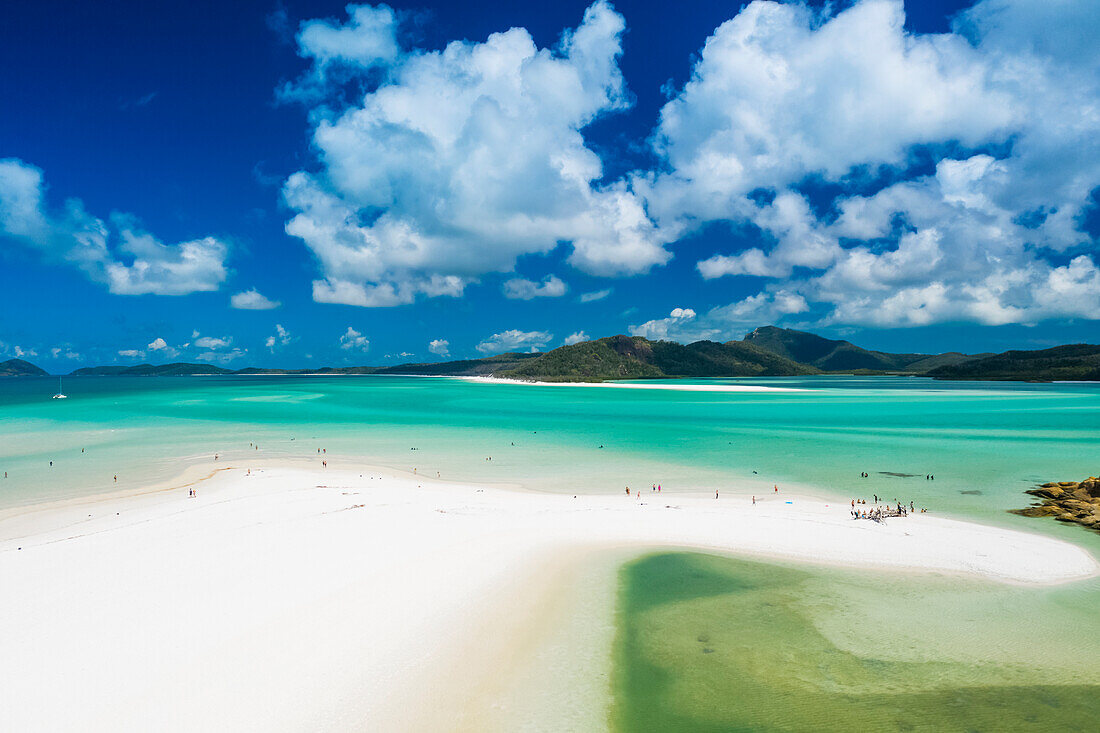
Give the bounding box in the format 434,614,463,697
0,466,1096,731
459,375,803,391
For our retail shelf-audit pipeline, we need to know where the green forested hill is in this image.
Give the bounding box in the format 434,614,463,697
500,335,816,381
71,363,233,376
0,358,49,377
926,344,1100,381
741,326,939,371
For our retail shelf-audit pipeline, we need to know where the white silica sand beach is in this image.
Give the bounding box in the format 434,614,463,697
458,375,805,391
0,464,1095,732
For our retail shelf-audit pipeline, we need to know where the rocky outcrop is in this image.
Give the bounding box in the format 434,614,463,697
1012,477,1100,532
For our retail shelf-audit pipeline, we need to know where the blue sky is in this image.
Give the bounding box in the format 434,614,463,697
1,0,1098,369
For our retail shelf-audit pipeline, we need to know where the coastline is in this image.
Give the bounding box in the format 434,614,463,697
1,462,1096,730
457,375,804,391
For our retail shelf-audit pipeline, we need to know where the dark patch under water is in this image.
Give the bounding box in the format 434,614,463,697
878,471,922,478
960,490,983,495
610,553,1100,732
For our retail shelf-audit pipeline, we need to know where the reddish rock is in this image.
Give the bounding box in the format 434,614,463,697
1015,477,1100,534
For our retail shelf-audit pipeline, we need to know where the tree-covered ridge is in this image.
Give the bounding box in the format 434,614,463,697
500,335,816,381
926,345,1100,381
0,358,49,377
71,363,234,376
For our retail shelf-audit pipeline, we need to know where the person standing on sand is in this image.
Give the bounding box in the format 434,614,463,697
715,490,719,499
752,495,756,505
774,484,778,493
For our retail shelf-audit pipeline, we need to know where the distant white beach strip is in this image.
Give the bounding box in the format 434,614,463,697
458,375,805,392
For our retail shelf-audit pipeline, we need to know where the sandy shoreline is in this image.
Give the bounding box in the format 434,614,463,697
458,375,804,391
0,464,1096,731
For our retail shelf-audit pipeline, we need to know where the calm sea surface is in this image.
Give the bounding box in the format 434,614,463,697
2,375,1098,521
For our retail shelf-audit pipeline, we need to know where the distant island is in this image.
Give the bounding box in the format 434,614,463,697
0,358,49,377
4,326,1099,382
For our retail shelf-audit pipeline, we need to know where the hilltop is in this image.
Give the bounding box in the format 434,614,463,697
741,326,979,372
926,344,1100,381
71,363,233,377
499,335,815,381
0,358,49,377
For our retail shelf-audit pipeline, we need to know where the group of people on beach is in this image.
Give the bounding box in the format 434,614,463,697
623,482,778,501
851,497,927,521
625,484,663,497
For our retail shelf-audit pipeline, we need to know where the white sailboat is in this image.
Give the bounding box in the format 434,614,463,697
52,377,67,399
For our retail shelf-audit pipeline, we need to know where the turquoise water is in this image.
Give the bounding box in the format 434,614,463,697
2,375,1097,527
3,374,1099,729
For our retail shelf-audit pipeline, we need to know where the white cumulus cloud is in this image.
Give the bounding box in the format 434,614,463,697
428,339,450,357
578,288,612,303
231,289,281,310
1,341,40,360
145,337,180,358
339,326,370,351
630,292,810,343
629,308,707,342
193,335,232,350
502,275,568,300
50,346,81,360
265,324,293,353
283,1,668,307
476,329,553,354
563,331,590,346
642,0,1100,328
0,159,228,296
196,348,246,364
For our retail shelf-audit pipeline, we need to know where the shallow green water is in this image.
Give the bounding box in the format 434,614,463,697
612,553,1100,732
